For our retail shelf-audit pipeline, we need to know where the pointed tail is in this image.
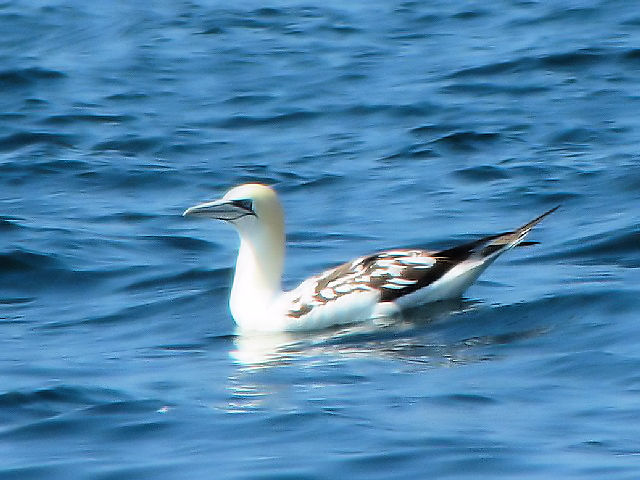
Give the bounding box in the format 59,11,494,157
478,205,560,257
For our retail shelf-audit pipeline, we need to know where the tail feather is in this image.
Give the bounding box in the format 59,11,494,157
479,205,560,257
434,205,560,265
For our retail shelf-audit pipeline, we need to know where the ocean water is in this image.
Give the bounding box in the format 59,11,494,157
1,0,640,478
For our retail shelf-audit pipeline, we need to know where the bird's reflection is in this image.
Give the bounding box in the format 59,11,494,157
223,298,549,412
229,299,480,368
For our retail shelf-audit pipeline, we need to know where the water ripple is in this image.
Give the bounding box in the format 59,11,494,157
449,48,635,79
430,131,500,151
92,136,162,154
0,132,75,152
214,110,320,129
0,249,60,272
42,113,135,125
0,67,65,88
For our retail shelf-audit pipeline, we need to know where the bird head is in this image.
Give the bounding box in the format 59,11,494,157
183,183,284,242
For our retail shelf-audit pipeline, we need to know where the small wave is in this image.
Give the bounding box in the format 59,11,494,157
429,393,497,406
122,267,228,293
622,48,640,61
453,165,510,182
214,110,320,129
410,123,461,136
34,159,91,175
0,296,34,305
411,13,442,25
622,15,640,26
452,9,489,20
161,140,231,156
0,385,121,409
199,25,226,35
156,342,208,353
252,7,284,17
0,249,60,272
288,230,376,244
92,212,156,223
538,349,640,384
0,112,26,122
0,132,75,152
549,127,598,145
511,6,599,26
41,290,213,329
0,389,163,444
450,58,528,78
561,228,640,260
139,235,215,251
335,72,368,82
223,94,275,105
0,67,65,88
318,24,360,35
449,48,611,78
441,82,549,96
295,173,344,188
92,136,161,155
540,50,602,68
42,113,134,125
104,91,149,101
430,131,500,151
0,216,23,231
83,399,165,415
345,103,434,118
198,6,359,37
0,158,92,176
382,143,438,161
422,291,620,344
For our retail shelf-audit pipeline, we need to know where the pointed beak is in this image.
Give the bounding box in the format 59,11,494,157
183,199,254,221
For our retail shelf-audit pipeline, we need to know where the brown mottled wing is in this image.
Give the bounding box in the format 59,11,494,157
286,250,439,318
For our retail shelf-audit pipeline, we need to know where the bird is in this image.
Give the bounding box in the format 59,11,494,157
184,183,558,333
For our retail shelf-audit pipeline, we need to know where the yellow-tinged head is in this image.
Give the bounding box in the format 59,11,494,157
184,184,286,328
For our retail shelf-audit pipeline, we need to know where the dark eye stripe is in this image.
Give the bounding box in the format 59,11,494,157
231,199,254,213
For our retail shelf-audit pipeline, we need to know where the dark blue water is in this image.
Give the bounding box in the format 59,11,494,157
1,1,640,478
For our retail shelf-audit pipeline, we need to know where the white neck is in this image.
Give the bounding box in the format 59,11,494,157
229,220,285,330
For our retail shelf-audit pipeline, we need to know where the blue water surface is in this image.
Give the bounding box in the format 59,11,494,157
1,1,640,479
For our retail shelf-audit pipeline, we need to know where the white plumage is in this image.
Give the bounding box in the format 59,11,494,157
184,183,558,333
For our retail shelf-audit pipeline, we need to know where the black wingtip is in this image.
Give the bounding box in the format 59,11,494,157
518,204,561,233
535,204,561,222
478,204,560,257
548,204,562,215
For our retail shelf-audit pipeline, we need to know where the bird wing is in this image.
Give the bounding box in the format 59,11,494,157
286,206,559,317
285,249,437,318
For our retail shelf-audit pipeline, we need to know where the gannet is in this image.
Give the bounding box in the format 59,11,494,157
184,183,558,332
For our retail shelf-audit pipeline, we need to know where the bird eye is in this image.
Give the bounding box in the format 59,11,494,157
232,199,254,213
